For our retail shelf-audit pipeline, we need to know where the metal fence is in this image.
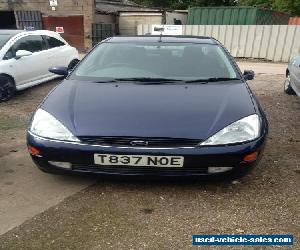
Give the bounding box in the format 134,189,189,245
187,7,290,25
137,24,300,62
14,11,42,30
92,23,115,46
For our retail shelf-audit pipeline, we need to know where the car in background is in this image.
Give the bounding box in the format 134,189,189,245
285,53,300,96
27,36,268,179
0,30,79,102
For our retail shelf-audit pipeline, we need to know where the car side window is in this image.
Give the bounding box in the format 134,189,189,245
13,35,46,53
3,35,46,60
3,48,14,60
43,36,65,49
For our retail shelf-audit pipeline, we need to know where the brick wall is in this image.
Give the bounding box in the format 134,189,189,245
0,0,84,15
119,13,163,35
0,0,9,10
82,0,94,48
94,13,116,24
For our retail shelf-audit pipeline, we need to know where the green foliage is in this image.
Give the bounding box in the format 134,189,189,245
132,0,300,15
238,0,272,8
131,0,236,9
238,0,300,16
273,0,300,15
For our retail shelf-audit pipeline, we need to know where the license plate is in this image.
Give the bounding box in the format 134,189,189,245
94,154,184,168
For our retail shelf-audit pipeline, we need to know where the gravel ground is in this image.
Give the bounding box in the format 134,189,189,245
0,74,299,250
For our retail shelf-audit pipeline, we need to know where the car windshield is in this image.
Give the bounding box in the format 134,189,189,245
71,42,239,82
0,34,12,50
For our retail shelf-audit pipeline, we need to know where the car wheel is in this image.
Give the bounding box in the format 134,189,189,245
0,76,16,102
284,73,295,95
68,59,80,71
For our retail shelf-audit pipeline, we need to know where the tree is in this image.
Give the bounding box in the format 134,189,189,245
272,0,300,16
238,0,272,8
132,0,236,9
238,0,300,16
132,0,300,15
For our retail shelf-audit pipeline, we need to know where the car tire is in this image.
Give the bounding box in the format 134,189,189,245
68,59,80,71
284,73,295,95
0,75,16,102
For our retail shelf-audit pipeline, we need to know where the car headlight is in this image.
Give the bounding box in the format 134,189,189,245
30,109,79,142
200,114,261,146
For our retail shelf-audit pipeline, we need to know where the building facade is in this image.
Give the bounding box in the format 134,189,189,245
0,0,95,50
0,1,187,50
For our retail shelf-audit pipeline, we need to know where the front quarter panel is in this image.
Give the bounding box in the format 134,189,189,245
63,46,79,66
0,59,14,80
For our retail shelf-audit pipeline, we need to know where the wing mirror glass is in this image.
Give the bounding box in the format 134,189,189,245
15,50,32,59
49,66,69,78
243,70,255,81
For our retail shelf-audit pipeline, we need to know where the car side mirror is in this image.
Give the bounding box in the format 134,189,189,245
15,50,32,59
243,70,255,81
49,66,69,77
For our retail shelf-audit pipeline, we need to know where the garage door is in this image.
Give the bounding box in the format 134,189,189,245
42,15,84,51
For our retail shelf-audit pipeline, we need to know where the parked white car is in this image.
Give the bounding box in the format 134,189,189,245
285,53,300,96
0,30,79,102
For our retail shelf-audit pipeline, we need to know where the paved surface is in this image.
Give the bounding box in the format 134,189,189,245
0,62,299,250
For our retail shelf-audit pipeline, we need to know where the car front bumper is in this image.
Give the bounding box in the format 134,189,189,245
27,132,267,178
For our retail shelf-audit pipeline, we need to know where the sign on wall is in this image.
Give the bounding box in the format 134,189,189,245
49,0,58,7
151,25,183,35
55,26,64,33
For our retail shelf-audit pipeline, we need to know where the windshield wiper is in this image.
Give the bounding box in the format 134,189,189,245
94,79,118,83
93,77,240,84
114,77,183,83
185,77,240,83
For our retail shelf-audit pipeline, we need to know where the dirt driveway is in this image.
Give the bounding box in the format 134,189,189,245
0,80,96,235
0,64,299,249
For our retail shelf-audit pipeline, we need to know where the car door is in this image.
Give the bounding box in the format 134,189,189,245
43,35,69,69
4,35,48,86
292,55,300,94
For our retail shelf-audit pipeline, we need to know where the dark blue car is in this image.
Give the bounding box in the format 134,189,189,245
27,36,268,178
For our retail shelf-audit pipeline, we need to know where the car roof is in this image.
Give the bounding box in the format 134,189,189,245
0,30,23,35
106,36,218,45
0,29,61,37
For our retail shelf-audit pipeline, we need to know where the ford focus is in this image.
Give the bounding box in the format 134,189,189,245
27,36,268,178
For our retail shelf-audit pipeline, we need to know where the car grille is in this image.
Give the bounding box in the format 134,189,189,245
78,136,201,148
